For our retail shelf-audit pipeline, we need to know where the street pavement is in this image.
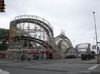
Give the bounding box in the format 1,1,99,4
0,58,100,74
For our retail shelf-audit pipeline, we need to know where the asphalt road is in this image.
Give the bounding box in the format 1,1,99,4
0,64,99,74
0,59,100,74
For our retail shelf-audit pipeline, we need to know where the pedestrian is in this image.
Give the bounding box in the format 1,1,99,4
28,55,31,61
21,55,24,62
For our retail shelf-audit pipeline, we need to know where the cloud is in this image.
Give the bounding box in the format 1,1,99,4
0,0,100,46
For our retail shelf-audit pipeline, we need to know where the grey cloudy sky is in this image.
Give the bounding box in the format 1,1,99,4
0,0,100,46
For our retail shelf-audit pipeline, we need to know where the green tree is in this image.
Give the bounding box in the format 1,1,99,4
0,28,9,50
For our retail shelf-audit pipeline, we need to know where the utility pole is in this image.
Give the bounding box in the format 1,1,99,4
93,11,99,54
93,11,100,63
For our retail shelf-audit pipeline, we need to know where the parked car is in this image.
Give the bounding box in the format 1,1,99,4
81,52,95,60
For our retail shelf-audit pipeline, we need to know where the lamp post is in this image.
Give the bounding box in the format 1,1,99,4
93,11,100,63
93,11,99,54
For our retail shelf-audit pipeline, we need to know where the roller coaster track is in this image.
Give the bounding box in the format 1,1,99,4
75,43,91,54
14,36,53,50
10,15,55,50
10,18,53,37
10,15,55,48
58,39,73,53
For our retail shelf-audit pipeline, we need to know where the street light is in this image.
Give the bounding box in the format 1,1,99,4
93,11,100,63
93,11,99,54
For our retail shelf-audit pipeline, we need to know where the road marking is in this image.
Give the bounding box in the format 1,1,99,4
88,64,98,70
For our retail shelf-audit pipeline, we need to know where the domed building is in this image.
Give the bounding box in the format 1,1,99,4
55,32,78,59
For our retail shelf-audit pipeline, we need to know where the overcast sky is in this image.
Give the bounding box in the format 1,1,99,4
0,0,100,46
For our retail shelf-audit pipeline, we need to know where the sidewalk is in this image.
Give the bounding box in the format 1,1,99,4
0,59,59,66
